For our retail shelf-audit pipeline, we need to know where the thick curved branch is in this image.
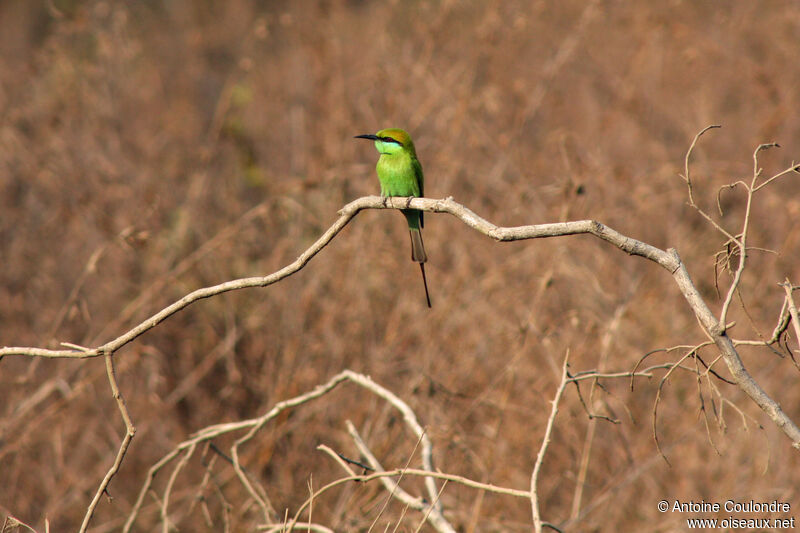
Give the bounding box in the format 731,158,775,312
0,196,673,360
3,195,799,448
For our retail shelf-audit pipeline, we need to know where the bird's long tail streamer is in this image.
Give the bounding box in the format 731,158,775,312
419,263,432,308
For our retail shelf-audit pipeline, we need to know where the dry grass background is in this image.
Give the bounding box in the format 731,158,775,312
2,0,800,531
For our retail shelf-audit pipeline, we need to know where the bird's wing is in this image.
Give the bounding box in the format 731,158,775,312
412,157,424,197
412,156,424,228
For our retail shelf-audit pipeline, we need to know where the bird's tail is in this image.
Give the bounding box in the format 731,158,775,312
409,228,431,308
409,228,427,263
419,263,432,308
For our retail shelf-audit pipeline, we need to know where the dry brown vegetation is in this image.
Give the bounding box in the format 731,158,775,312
2,1,800,531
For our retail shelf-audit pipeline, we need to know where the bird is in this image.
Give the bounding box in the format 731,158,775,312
355,128,431,308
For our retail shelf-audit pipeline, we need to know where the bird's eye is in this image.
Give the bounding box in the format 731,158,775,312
382,136,402,145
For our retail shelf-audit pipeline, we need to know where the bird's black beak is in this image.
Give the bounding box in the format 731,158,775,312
354,134,380,140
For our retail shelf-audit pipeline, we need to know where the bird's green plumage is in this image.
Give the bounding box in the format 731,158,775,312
355,127,431,307
371,128,425,232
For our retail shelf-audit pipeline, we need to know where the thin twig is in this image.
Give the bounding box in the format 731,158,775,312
652,347,699,464
781,280,800,360
718,145,763,328
161,443,196,533
364,426,428,533
316,444,358,477
693,355,722,456
753,161,800,192
678,125,736,242
531,352,570,533
287,468,518,533
79,352,136,533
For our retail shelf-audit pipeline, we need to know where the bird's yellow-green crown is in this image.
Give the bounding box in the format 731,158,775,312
377,128,416,154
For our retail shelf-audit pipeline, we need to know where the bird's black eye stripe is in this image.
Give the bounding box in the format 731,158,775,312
380,136,402,145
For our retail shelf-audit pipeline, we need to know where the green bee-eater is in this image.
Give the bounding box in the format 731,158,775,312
355,128,431,308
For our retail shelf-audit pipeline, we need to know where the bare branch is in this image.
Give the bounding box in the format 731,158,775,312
719,192,754,327
0,196,692,361
681,125,722,192
753,161,800,192
360,422,426,531
2,516,39,533
282,467,529,532
714,143,797,330
752,142,780,182
781,281,800,360
161,442,196,533
261,523,334,533
569,366,665,382
693,355,722,456
531,352,570,533
337,371,441,512
731,292,792,362
316,444,359,477
79,353,136,533
339,422,455,533
652,348,698,464
678,125,737,242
